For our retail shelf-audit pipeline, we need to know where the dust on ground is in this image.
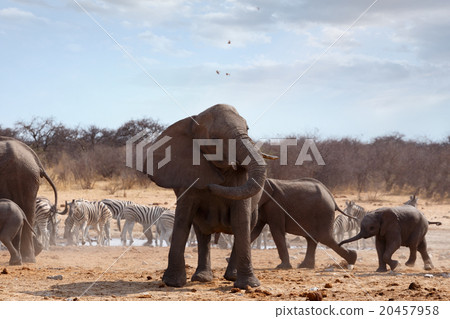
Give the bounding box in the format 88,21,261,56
0,183,448,301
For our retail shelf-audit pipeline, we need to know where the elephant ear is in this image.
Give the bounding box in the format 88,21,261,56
379,209,399,237
142,117,224,189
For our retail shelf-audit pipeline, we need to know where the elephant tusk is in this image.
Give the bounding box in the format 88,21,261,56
230,161,239,171
261,152,278,160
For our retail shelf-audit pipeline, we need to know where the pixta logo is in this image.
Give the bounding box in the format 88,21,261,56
126,131,172,175
126,132,325,176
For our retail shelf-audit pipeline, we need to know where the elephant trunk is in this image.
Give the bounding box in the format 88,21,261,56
209,136,266,200
339,233,363,246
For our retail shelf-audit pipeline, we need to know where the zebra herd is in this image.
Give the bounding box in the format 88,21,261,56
33,195,419,251
332,195,419,249
34,198,175,248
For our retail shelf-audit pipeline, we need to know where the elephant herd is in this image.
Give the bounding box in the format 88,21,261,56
0,104,442,289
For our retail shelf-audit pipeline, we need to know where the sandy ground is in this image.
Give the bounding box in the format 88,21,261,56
0,183,448,301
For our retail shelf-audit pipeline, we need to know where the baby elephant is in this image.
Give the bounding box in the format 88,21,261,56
339,205,441,272
0,199,42,265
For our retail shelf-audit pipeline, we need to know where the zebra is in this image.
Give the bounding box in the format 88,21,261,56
119,204,170,246
66,200,112,246
403,195,418,207
334,201,369,249
154,210,175,247
34,197,52,250
100,199,134,231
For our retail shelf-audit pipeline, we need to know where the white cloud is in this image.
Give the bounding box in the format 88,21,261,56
138,30,191,57
0,7,37,20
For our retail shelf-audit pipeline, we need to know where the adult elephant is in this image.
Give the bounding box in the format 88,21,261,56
250,178,357,269
139,104,269,288
0,137,58,262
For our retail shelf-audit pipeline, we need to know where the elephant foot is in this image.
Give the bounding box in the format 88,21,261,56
298,260,315,269
162,269,187,287
9,258,22,266
22,255,36,263
191,269,213,282
424,262,434,271
223,268,237,282
405,261,415,267
276,262,292,269
389,260,399,271
347,250,357,265
234,274,260,289
376,266,388,273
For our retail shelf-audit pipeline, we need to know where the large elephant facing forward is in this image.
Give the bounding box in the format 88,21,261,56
140,104,268,288
0,137,58,262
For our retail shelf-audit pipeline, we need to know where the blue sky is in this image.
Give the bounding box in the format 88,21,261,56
1,0,449,141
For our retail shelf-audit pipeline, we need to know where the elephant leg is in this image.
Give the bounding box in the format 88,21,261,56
268,223,292,269
321,236,358,267
250,219,265,249
224,242,238,281
418,238,434,270
1,233,22,265
228,204,260,289
382,237,400,271
405,246,418,267
20,197,37,263
162,198,196,287
375,237,388,272
298,237,317,268
191,224,213,283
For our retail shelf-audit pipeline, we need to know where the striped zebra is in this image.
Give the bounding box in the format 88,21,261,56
65,200,112,246
100,199,134,231
334,201,368,249
34,197,53,250
119,204,170,246
154,210,175,247
403,195,418,207
61,200,85,245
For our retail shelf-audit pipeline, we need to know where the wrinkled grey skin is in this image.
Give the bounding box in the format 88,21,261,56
0,199,43,265
142,104,267,288
250,178,357,270
0,137,57,262
339,206,440,272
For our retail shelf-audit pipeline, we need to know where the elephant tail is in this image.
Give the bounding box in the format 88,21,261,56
40,169,58,215
429,221,442,226
22,214,38,237
335,205,358,221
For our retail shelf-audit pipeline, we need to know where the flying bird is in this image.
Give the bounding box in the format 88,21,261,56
216,70,220,75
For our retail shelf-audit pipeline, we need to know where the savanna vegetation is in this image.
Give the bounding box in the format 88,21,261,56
1,117,448,199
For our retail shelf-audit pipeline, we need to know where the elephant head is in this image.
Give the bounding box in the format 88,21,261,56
339,209,399,246
141,104,269,200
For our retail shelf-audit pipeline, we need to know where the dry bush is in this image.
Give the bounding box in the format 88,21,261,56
70,152,97,190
